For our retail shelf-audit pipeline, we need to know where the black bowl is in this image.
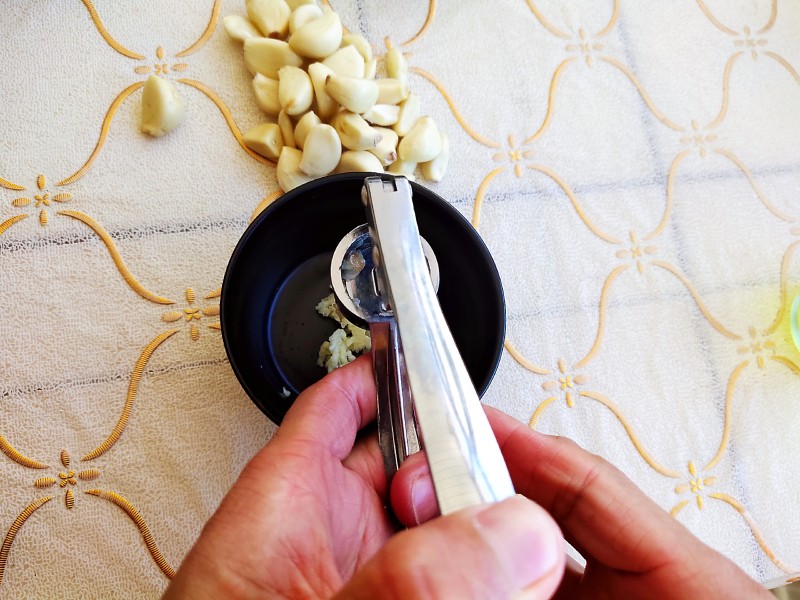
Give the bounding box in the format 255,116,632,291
221,173,505,424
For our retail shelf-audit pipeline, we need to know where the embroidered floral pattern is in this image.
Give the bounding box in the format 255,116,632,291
615,231,657,274
491,135,535,178
134,46,189,76
565,28,605,66
162,288,220,341
11,175,72,226
674,461,717,510
30,451,100,510
541,359,588,408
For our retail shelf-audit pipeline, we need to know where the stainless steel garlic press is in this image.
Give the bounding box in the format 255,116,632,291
331,175,515,515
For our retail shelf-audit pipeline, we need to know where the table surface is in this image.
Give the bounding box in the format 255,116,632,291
1,0,799,596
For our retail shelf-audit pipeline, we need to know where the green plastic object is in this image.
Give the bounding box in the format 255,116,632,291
791,294,800,352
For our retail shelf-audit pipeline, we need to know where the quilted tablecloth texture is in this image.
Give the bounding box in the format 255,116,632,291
1,0,799,596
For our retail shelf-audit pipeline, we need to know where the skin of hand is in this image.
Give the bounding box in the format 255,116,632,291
164,355,771,599
387,406,773,600
163,355,564,599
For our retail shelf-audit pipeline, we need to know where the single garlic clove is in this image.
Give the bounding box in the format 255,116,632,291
278,109,296,148
364,57,377,80
393,92,420,136
223,15,262,42
325,75,378,114
362,104,400,126
246,0,291,38
286,0,317,8
288,7,343,59
368,127,399,166
420,131,449,182
375,78,409,105
243,123,284,161
244,38,303,78
385,47,409,86
294,110,321,149
141,75,186,137
307,62,339,121
300,123,342,176
388,158,417,180
341,33,373,62
289,3,322,34
322,45,365,78
331,112,382,151
278,65,313,116
252,73,281,116
277,146,313,191
334,150,385,173
398,116,442,163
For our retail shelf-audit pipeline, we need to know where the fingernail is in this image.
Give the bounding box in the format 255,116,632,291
474,496,561,590
410,472,438,525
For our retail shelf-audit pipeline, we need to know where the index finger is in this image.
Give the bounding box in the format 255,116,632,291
276,354,378,459
485,406,694,573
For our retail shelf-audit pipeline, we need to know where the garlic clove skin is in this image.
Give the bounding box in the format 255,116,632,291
293,111,322,149
278,65,314,116
243,123,284,161
334,150,385,173
322,45,365,78
277,146,314,191
420,131,449,182
398,116,442,163
288,7,343,59
324,75,378,114
299,124,342,176
223,15,262,42
141,75,186,137
252,73,281,116
246,0,291,38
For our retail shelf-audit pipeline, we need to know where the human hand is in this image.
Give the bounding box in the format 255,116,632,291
386,406,772,600
164,356,565,599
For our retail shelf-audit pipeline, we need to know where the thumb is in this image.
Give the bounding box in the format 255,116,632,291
334,496,565,600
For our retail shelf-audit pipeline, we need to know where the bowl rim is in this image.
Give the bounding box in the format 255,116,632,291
221,172,506,421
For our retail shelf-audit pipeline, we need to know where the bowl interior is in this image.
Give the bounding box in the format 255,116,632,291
221,173,505,424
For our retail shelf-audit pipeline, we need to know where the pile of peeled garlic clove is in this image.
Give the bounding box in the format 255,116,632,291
224,0,450,191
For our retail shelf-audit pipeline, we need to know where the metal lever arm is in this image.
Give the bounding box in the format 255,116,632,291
363,176,515,515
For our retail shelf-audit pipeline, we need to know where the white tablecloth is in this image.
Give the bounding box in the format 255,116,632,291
1,0,798,595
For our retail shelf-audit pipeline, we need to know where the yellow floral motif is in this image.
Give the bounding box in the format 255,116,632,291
679,120,718,158
134,47,189,76
162,288,220,341
491,135,535,178
30,450,100,510
733,26,768,60
565,28,605,67
11,175,72,226
737,326,776,369
674,461,717,511
615,231,657,274
541,358,588,408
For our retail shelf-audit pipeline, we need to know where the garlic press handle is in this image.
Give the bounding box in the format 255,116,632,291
362,175,515,515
